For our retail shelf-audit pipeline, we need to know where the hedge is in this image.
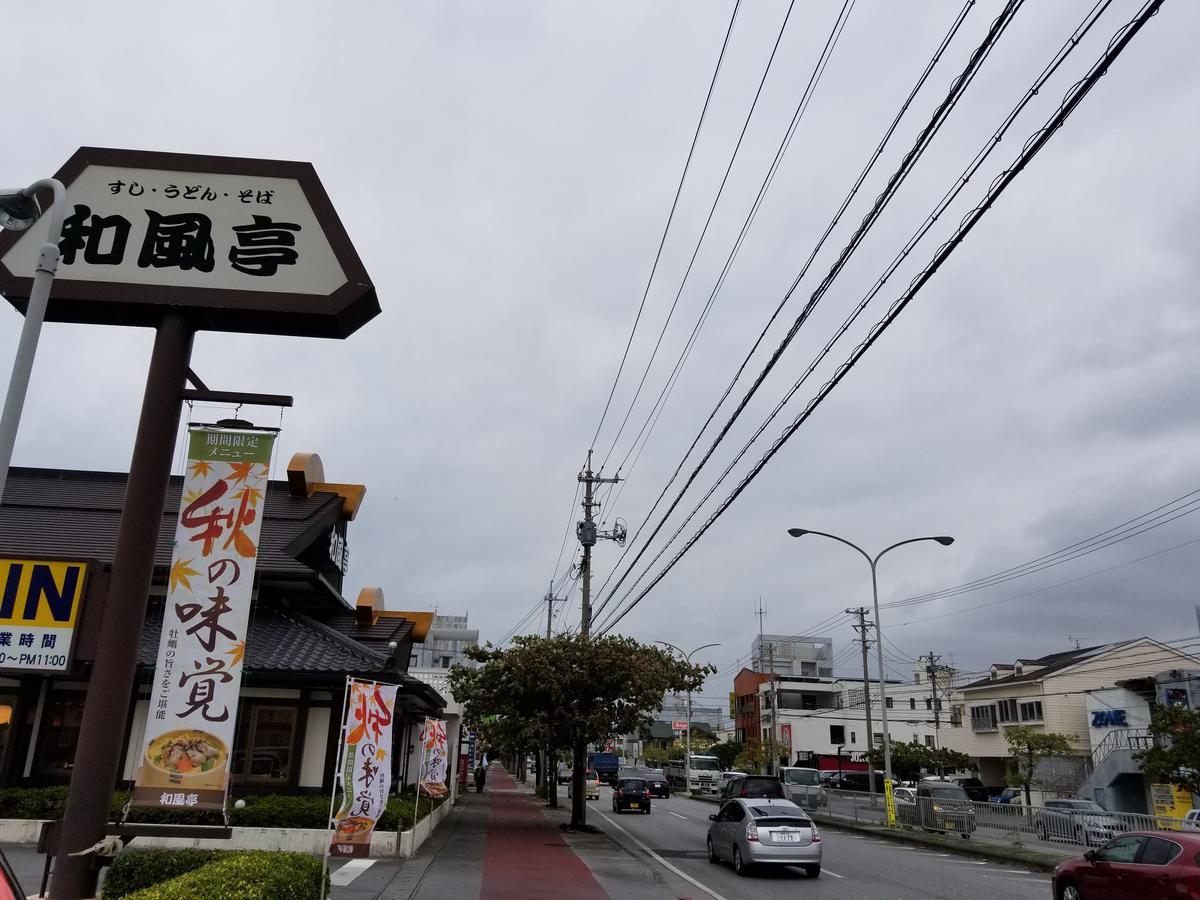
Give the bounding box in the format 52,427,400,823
121,851,327,900
101,848,223,899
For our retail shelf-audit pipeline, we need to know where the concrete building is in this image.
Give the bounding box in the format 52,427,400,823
409,613,479,669
751,634,834,678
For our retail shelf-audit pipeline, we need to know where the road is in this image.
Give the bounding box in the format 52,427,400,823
589,787,1052,899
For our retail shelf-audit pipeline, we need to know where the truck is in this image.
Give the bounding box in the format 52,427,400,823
587,751,620,785
664,754,722,793
778,766,827,809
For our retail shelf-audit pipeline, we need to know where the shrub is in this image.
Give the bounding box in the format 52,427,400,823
228,795,329,829
122,851,327,900
101,848,223,899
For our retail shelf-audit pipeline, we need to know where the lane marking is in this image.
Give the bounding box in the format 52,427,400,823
598,812,729,900
670,812,688,820
822,866,846,879
330,858,375,885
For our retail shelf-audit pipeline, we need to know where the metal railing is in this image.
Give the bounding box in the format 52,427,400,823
820,789,1192,851
1076,728,1153,782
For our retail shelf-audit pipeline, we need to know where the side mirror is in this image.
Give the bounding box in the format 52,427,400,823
708,814,717,821
1084,850,1097,862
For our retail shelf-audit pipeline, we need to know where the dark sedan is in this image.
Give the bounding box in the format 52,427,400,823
644,773,670,798
612,777,653,814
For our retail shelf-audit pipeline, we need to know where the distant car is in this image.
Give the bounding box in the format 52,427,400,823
718,770,747,791
643,773,670,798
952,777,990,803
825,771,885,793
1034,799,1122,846
585,769,600,800
892,786,917,807
899,780,975,838
557,766,574,785
990,787,1021,804
707,798,822,878
1053,831,1200,900
720,775,785,805
1184,809,1200,833
612,777,652,814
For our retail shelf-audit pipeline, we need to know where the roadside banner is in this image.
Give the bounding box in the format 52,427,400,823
884,778,897,825
331,680,398,858
781,723,792,752
132,428,275,810
419,717,449,799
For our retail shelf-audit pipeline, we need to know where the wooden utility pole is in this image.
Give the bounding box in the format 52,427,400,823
541,582,567,806
848,607,877,794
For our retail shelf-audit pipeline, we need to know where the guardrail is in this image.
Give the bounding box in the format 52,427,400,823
821,788,1192,850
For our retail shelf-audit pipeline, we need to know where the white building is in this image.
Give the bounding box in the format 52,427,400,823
409,613,479,669
752,634,834,678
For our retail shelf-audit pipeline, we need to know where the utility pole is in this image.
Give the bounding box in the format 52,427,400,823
926,651,942,752
542,582,567,806
755,598,773,774
848,607,877,795
767,640,778,775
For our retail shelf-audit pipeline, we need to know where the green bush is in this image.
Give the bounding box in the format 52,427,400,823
228,795,329,829
0,786,69,819
101,848,223,899
122,851,327,900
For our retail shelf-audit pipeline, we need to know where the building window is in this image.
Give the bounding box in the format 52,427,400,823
996,699,1018,724
873,732,883,746
925,735,935,747
233,705,297,783
909,698,916,710
1019,700,1044,723
850,731,856,745
885,697,893,709
830,725,845,745
925,698,932,710
440,656,451,668
970,704,997,732
34,689,85,779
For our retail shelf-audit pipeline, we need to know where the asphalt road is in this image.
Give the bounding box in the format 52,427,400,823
589,787,1053,900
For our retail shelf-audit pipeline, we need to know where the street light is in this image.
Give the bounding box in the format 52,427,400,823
0,178,67,504
786,528,953,793
655,640,719,795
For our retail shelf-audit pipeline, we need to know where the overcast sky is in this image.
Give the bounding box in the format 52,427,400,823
3,1,1198,707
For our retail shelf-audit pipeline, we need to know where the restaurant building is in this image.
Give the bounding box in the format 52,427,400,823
0,453,446,796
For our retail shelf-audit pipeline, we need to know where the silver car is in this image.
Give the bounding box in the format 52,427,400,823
706,798,822,878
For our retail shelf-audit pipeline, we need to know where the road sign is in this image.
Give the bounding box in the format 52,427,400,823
0,147,379,338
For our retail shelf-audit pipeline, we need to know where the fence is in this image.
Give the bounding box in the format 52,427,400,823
821,788,1193,850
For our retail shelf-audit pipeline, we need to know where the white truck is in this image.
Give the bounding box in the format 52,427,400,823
664,754,722,793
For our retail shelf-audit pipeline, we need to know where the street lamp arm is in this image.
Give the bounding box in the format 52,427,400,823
786,528,871,566
25,178,67,241
873,535,955,566
685,642,720,662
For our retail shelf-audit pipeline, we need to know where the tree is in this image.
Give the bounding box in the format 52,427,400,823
1003,725,1077,805
734,741,770,773
865,741,971,780
1134,704,1200,795
710,740,743,771
643,746,672,768
449,634,711,829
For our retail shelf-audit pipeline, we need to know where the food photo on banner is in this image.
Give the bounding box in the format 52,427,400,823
329,679,397,858
418,717,449,800
132,427,276,811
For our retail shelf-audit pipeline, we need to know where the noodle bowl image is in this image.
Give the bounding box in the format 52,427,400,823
336,816,374,840
145,730,227,778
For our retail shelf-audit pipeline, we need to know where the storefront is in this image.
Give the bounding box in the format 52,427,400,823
0,453,444,795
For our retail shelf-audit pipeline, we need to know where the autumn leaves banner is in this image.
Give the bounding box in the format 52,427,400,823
330,680,398,858
132,428,275,811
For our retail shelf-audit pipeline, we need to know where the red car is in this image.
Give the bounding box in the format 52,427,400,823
1052,830,1200,900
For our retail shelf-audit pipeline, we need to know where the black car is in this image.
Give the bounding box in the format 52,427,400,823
720,774,786,805
952,777,990,803
612,777,653,814
644,773,670,798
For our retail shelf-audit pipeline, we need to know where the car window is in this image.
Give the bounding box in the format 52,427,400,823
1046,801,1064,809
743,778,785,798
749,806,806,820
929,787,968,800
1096,836,1144,863
1140,837,1182,866
727,803,746,823
619,779,645,791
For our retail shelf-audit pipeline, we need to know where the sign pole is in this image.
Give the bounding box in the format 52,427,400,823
321,677,354,899
52,313,194,899
413,718,428,832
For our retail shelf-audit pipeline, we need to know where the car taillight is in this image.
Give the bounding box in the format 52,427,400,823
616,789,623,797
745,822,760,842
811,824,821,842
644,790,651,798
740,787,748,797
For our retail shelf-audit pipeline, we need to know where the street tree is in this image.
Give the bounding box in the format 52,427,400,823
710,740,743,771
449,634,711,829
1134,704,1200,795
865,741,971,780
1003,725,1077,805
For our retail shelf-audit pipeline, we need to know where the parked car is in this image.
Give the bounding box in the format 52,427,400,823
989,787,1021,804
1034,798,1122,846
952,777,990,802
1052,831,1200,900
718,770,747,790
825,771,885,793
557,766,574,785
892,786,917,808
898,780,976,838
720,774,786,805
0,847,22,900
707,798,822,878
585,769,601,800
644,772,670,798
612,777,652,814
1183,809,1200,832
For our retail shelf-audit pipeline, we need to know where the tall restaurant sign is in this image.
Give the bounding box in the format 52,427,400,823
0,147,379,338
132,428,275,810
331,680,397,858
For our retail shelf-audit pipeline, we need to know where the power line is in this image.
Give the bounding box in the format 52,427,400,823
589,0,743,452
597,0,1163,635
593,0,1026,629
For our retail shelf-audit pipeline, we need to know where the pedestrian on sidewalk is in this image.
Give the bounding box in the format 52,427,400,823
474,762,487,793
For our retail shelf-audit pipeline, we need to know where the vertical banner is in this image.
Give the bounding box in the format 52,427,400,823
331,680,398,858
133,428,275,810
419,718,449,799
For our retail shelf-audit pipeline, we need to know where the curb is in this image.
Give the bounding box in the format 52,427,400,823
809,814,1069,872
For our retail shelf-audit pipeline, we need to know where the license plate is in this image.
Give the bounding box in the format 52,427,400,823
775,832,799,843
629,803,639,809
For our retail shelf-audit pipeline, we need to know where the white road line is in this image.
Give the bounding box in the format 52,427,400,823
598,812,729,900
330,858,375,885
822,866,846,879
670,811,688,819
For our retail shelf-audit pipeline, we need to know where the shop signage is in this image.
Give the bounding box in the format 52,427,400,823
671,720,688,731
1090,709,1128,727
781,723,793,751
131,427,276,810
0,559,89,672
331,679,397,858
0,147,379,338
728,691,736,718
328,526,350,575
419,718,449,800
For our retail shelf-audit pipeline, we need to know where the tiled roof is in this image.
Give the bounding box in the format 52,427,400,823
961,643,1114,690
0,467,342,580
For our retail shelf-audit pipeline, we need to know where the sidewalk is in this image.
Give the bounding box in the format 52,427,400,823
333,765,610,900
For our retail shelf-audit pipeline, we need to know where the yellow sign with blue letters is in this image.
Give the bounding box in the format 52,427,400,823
0,559,89,672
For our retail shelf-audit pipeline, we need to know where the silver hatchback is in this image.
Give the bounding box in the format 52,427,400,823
706,798,822,878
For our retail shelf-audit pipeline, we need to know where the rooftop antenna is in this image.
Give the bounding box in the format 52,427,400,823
1067,634,1082,650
